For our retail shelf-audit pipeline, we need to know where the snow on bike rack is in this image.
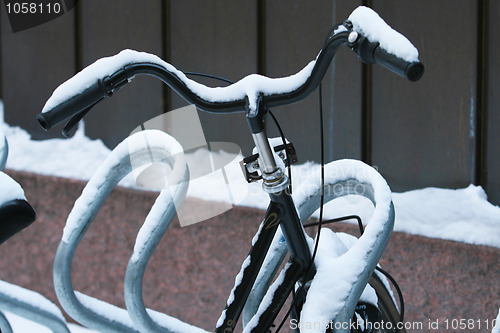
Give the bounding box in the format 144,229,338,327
0,103,7,171
298,159,394,333
242,159,394,333
0,133,70,333
53,130,211,332
0,172,25,204
0,280,71,333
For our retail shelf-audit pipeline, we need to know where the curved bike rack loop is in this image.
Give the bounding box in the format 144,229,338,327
53,130,198,333
0,309,12,333
242,159,395,333
0,137,8,171
0,136,70,333
0,280,71,333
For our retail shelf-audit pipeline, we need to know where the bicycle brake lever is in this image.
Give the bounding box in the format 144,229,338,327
61,98,103,137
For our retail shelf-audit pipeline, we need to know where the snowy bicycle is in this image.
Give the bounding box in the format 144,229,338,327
37,6,423,333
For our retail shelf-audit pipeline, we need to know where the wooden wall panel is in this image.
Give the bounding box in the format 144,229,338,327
0,1,497,201
79,0,163,148
1,4,75,139
487,0,500,204
264,1,363,163
331,1,363,161
169,1,258,156
371,0,477,191
265,0,333,163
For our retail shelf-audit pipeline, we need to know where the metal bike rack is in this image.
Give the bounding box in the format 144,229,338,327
0,281,71,333
242,159,395,333
123,187,208,333
53,130,210,333
0,136,71,333
0,309,12,333
0,137,7,171
0,202,67,333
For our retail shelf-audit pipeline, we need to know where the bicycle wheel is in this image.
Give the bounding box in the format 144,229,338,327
345,274,404,333
321,273,403,333
366,273,406,333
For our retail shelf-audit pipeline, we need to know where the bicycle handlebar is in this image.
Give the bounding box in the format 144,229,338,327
374,46,424,82
37,83,105,132
348,32,424,81
37,7,424,133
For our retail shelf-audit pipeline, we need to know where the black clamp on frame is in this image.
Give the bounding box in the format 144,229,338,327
240,143,298,183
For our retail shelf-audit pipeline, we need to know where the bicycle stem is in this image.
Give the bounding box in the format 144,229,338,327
251,131,290,193
247,105,315,275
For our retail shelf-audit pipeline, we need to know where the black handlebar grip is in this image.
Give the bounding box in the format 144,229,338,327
373,46,424,82
37,81,106,131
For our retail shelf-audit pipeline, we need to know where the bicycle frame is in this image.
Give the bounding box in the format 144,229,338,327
213,34,353,330
39,10,420,331
215,194,312,333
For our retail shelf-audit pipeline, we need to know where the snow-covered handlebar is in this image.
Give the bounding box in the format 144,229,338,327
37,6,423,134
346,6,424,81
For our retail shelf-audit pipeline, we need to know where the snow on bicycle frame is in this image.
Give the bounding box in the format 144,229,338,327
38,6,424,333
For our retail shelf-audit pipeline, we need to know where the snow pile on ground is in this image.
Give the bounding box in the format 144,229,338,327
393,185,500,246
2,102,500,248
3,120,115,184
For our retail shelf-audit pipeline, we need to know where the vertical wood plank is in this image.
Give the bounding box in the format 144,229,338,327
169,1,257,156
265,0,332,163
371,0,477,191
331,1,363,161
1,4,75,139
80,0,163,148
487,0,500,204
265,1,362,163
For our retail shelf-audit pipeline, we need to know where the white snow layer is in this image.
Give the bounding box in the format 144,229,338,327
0,280,65,321
297,159,393,333
3,311,94,333
0,172,26,205
2,111,500,248
62,129,185,244
348,6,419,62
0,101,5,153
42,49,315,114
492,308,500,333
75,292,208,333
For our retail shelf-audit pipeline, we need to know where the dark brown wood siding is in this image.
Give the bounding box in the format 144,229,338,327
1,1,76,139
1,1,498,204
487,0,500,203
371,0,478,191
169,0,258,156
79,0,164,147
